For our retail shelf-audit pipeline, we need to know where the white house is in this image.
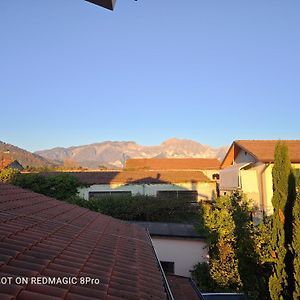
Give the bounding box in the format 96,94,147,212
132,222,208,278
220,140,300,216
70,170,217,202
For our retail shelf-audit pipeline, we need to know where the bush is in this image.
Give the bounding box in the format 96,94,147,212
0,168,19,183
86,195,201,222
192,193,272,299
14,173,81,200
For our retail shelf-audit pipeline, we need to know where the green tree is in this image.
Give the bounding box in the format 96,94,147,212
193,193,271,298
231,195,263,299
252,217,273,299
292,178,300,298
199,195,243,292
269,142,293,300
14,173,81,200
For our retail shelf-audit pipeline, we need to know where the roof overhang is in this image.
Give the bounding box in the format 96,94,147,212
85,0,116,10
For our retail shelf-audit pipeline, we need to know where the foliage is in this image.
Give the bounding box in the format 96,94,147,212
14,173,81,200
231,195,262,299
269,142,294,300
81,195,202,222
0,168,19,183
13,173,202,222
292,178,300,298
196,195,243,293
192,193,272,299
191,262,213,292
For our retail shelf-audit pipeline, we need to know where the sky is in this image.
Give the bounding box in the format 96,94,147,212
1,0,300,152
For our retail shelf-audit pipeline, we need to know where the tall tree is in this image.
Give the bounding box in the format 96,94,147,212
192,193,271,298
292,178,300,298
269,142,292,300
201,195,243,292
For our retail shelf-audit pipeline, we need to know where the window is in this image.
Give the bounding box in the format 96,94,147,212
212,173,219,180
157,190,198,201
89,191,132,200
160,261,174,274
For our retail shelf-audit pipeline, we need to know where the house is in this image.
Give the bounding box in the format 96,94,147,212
0,159,24,171
219,140,300,216
0,183,169,299
166,274,205,300
64,170,217,202
132,222,208,278
125,158,221,181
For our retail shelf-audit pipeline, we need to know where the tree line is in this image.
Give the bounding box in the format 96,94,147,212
0,170,202,223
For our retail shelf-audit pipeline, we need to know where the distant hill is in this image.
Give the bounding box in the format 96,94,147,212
35,138,228,169
0,141,55,169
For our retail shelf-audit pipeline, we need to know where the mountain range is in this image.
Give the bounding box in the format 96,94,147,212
35,138,228,169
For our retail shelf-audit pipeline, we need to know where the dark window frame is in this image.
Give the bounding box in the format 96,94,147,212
89,191,132,200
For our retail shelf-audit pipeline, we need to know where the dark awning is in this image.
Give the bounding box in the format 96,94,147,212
85,0,116,10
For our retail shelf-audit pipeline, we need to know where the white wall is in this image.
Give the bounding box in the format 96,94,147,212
151,237,208,277
78,182,216,201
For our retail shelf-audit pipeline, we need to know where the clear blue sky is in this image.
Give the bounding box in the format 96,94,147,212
1,0,300,152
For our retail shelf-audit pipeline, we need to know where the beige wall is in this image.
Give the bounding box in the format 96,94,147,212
78,182,216,201
240,169,260,208
221,146,300,216
200,169,220,181
239,162,300,216
261,163,300,216
151,237,208,277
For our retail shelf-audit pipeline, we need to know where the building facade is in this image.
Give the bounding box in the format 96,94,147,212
73,170,217,202
220,140,300,216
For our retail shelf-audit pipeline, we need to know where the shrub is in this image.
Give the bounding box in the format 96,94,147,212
0,168,19,183
14,173,81,200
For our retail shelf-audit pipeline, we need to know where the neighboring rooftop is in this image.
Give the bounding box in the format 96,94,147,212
0,183,167,299
125,158,221,171
132,222,204,239
0,159,24,171
166,275,204,300
41,171,212,185
221,140,300,167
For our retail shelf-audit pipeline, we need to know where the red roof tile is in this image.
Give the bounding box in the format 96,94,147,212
0,183,167,299
41,171,212,185
166,274,202,300
125,158,220,170
234,140,300,163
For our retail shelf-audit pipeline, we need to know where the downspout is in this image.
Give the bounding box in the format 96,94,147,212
258,163,270,216
146,230,174,300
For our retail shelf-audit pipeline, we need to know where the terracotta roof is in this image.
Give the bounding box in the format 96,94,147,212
166,275,203,300
125,158,220,171
0,183,167,300
235,140,300,163
42,171,212,185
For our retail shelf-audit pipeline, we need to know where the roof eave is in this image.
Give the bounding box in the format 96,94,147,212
85,0,116,10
